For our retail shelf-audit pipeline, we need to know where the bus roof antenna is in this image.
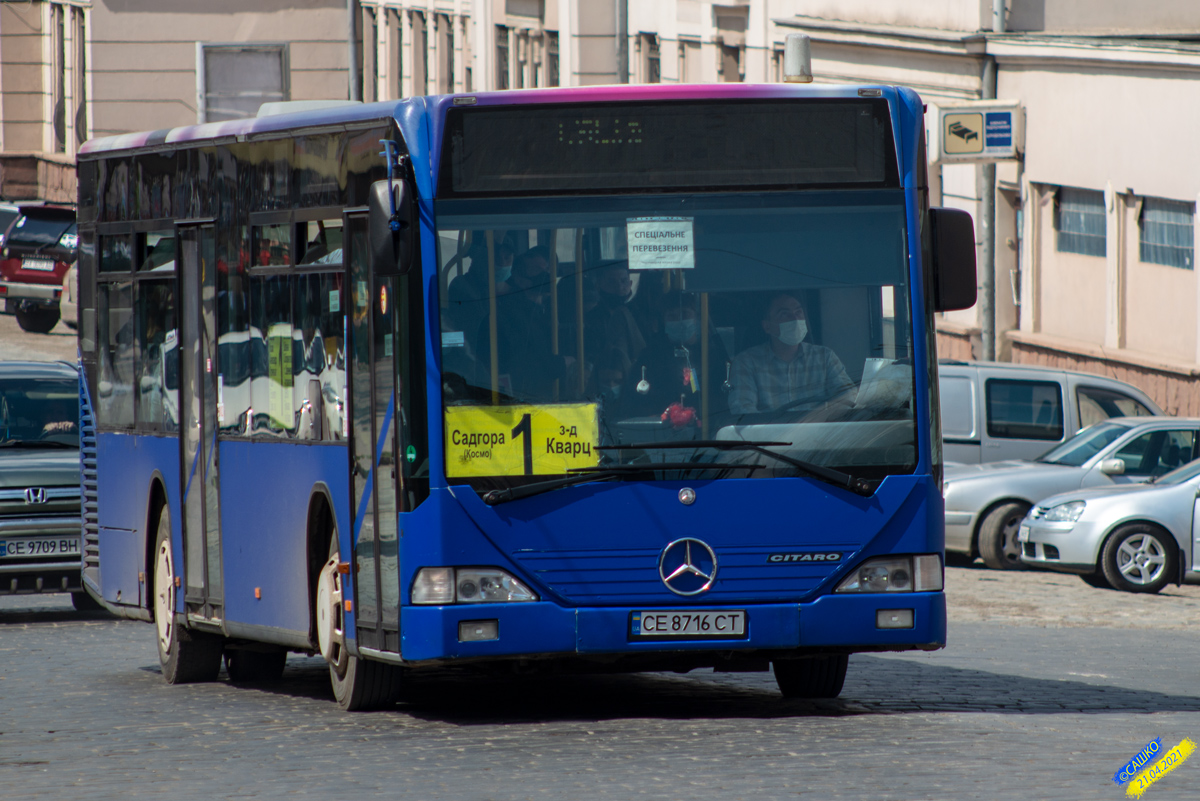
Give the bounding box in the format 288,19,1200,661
783,33,813,83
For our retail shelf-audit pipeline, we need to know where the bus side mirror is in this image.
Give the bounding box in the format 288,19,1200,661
929,207,977,312
369,179,416,276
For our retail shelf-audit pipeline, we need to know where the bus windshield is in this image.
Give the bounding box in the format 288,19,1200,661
436,189,914,491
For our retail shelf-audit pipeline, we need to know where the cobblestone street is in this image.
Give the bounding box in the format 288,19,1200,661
4,567,1200,800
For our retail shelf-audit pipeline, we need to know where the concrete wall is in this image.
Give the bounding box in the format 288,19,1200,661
1007,0,1200,34
90,0,350,135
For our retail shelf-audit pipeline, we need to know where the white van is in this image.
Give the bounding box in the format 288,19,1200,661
937,361,1163,464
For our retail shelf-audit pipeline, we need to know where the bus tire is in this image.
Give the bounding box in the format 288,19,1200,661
977,502,1030,570
773,654,849,699
317,537,397,711
153,504,223,684
225,648,287,684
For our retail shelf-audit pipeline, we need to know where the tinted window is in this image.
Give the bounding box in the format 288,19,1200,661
8,213,75,248
1113,429,1196,477
0,377,79,447
135,280,178,431
986,379,1063,440
1077,386,1154,430
97,281,135,427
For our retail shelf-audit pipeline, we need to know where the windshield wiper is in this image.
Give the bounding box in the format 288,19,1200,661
482,459,767,506
482,471,623,506
597,440,876,496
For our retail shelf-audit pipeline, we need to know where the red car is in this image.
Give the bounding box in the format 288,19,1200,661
0,205,77,333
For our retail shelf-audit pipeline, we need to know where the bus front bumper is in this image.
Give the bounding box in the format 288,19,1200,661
395,592,947,664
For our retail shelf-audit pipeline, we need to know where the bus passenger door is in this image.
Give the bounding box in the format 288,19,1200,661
178,223,223,620
347,214,401,653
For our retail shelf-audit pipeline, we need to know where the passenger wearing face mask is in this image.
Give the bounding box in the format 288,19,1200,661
621,293,728,419
727,292,854,415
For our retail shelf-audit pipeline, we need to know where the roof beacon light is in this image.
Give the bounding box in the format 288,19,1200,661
783,33,813,83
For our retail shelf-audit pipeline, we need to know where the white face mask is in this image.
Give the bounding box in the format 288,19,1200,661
776,319,807,346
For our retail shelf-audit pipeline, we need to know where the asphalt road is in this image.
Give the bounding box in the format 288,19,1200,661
3,568,1200,800
0,310,77,363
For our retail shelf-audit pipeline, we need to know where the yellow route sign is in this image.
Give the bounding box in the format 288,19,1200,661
445,403,600,477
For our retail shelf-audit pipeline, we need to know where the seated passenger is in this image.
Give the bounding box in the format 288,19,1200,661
623,293,728,419
584,260,645,382
728,292,854,415
476,272,568,400
447,238,515,351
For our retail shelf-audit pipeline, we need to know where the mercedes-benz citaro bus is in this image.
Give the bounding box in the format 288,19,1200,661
77,81,976,710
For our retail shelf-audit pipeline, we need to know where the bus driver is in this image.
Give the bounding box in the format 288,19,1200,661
728,292,854,415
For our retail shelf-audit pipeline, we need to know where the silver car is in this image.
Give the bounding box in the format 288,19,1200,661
1019,458,1200,593
943,417,1200,569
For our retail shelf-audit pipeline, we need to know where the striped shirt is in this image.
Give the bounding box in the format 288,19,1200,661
728,342,855,414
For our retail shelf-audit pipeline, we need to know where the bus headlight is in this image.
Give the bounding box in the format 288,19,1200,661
835,554,943,593
412,567,538,605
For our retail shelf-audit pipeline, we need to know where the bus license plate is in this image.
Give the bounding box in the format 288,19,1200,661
0,537,81,559
631,610,746,639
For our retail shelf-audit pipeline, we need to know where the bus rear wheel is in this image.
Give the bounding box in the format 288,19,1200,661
153,504,223,684
773,654,849,699
317,540,397,710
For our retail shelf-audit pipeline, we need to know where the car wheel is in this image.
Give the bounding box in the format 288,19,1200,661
1079,573,1112,589
773,654,849,699
225,648,287,684
153,504,223,683
15,307,59,334
318,537,397,710
977,502,1030,570
1100,524,1176,594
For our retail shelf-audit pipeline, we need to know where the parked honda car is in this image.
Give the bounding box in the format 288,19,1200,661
943,417,1200,569
0,205,78,333
938,360,1162,464
0,361,93,610
1019,457,1200,594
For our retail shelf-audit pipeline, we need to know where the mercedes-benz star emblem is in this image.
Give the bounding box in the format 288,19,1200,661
658,537,718,596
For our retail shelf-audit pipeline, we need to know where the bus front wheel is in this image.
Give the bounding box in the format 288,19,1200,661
773,654,849,699
317,539,397,711
153,505,223,683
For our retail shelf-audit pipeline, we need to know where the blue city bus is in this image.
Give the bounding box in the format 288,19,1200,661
77,82,976,709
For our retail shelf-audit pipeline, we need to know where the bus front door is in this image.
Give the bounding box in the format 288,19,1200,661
347,214,401,653
178,223,223,620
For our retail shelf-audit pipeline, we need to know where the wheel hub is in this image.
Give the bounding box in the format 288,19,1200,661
317,555,348,673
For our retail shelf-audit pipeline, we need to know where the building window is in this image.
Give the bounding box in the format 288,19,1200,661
1054,187,1106,258
51,4,66,152
199,44,288,123
641,34,660,84
411,11,427,96
437,14,454,94
546,31,558,87
495,26,510,90
73,7,87,146
720,44,741,82
679,40,701,84
1140,197,1194,270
